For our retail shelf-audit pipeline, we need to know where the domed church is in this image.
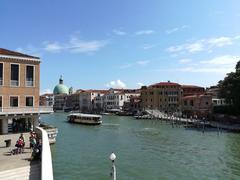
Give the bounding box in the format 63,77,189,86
53,76,69,95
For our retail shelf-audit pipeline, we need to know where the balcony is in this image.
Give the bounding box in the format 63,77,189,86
26,80,34,87
10,80,19,86
0,106,53,115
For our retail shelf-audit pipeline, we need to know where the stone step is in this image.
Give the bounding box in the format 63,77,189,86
0,164,41,180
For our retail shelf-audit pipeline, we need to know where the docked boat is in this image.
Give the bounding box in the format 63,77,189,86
67,113,102,125
39,123,58,144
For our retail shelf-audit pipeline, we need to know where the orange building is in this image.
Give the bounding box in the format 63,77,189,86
0,48,51,134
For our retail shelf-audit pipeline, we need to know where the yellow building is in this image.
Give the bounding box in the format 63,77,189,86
141,81,182,113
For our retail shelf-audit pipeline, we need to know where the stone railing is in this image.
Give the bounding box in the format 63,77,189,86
36,127,54,180
0,106,53,115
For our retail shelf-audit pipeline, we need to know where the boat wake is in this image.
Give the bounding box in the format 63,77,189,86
102,123,120,126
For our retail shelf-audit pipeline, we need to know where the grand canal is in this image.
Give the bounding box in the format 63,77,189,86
41,113,240,180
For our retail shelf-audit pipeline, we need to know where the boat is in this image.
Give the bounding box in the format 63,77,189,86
67,113,102,125
39,123,58,144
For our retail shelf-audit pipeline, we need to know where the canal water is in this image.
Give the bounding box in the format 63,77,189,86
41,113,240,180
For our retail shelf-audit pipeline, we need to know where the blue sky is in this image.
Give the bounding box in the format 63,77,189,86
1,0,240,94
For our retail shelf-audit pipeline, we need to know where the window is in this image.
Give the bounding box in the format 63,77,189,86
0,63,3,86
190,100,194,106
26,65,34,86
184,101,187,106
10,96,18,107
26,97,34,106
11,64,19,86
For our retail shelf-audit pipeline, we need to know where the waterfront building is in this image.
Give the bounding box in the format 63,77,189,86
79,89,108,112
141,81,182,113
182,94,212,118
182,85,205,97
0,48,53,134
40,93,54,107
53,76,69,111
123,95,141,114
65,92,80,111
102,88,140,112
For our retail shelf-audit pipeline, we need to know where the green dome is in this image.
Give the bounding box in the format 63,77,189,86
53,84,69,94
53,76,69,94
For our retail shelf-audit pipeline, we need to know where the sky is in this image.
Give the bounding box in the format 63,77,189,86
1,0,240,94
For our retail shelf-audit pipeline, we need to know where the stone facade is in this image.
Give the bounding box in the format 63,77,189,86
141,82,182,113
0,48,41,134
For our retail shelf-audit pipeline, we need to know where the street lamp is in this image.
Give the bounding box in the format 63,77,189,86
110,152,116,180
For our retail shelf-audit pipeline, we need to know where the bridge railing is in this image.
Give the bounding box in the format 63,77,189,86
36,127,54,180
0,106,53,114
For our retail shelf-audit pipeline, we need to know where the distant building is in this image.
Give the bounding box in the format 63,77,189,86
40,93,54,107
123,95,141,114
182,94,212,118
53,76,69,111
206,86,220,98
141,81,182,113
182,85,205,97
102,88,140,112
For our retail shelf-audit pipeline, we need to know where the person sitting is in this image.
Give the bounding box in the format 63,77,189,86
31,139,42,160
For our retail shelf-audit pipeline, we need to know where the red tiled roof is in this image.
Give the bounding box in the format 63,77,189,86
150,82,180,87
181,85,204,89
0,48,40,59
77,89,109,94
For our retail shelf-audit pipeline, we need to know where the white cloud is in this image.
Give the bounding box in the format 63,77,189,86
166,35,240,54
106,80,127,88
157,55,239,74
136,60,150,65
179,59,192,64
179,55,238,74
16,48,24,53
41,88,52,95
44,42,62,53
143,44,155,50
113,29,126,36
186,42,204,52
135,30,155,35
120,60,150,69
43,36,107,54
137,82,144,86
208,37,233,47
16,45,42,57
120,63,132,69
165,25,188,34
200,55,239,66
68,37,107,53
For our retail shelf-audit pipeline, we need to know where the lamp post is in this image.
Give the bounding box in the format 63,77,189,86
110,152,116,180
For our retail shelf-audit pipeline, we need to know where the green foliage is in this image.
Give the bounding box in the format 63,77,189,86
218,60,240,115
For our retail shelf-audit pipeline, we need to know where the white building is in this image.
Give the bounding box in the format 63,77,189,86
78,90,108,112
99,88,140,112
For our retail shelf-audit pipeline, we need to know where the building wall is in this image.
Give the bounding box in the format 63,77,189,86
182,86,205,97
141,84,182,113
0,58,40,108
182,95,212,118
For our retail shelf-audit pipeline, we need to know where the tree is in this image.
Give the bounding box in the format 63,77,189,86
218,60,240,115
236,60,240,72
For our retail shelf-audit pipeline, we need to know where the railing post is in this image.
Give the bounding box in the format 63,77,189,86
110,153,116,180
